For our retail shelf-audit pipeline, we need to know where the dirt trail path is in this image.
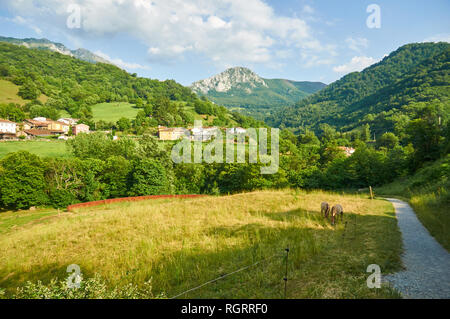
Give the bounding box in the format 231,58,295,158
384,198,450,299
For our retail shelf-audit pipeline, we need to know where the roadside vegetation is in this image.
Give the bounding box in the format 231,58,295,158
377,155,449,251
0,190,402,299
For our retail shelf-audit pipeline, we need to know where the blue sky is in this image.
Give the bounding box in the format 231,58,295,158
0,0,448,85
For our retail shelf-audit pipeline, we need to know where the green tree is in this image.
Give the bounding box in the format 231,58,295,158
102,156,131,198
0,151,48,209
116,117,131,131
376,132,399,150
18,80,39,100
407,104,443,167
128,159,171,196
0,65,9,77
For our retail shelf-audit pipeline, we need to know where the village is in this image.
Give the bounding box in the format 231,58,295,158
0,117,251,143
0,117,89,140
157,125,248,142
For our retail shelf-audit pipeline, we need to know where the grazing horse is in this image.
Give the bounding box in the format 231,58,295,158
321,202,330,218
330,204,343,225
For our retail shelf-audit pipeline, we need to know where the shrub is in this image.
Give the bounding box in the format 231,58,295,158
3,274,165,299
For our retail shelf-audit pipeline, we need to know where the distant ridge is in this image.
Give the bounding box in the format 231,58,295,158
0,36,111,64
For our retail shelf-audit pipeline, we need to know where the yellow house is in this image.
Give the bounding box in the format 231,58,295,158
47,120,65,132
23,118,67,135
158,126,190,141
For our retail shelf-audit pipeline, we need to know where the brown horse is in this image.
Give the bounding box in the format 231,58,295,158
321,202,330,218
330,204,343,225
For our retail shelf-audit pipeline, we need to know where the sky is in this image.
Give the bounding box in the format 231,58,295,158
0,0,449,86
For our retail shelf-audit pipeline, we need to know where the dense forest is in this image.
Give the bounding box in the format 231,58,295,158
267,42,450,137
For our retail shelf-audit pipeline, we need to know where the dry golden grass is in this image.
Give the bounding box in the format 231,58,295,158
0,190,402,298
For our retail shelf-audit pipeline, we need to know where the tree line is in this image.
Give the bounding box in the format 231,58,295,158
1,101,447,210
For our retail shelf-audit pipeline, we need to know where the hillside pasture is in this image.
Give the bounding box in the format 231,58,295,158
0,79,27,105
0,79,48,105
91,102,139,122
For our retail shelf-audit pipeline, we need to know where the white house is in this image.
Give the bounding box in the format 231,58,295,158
58,118,79,126
33,117,47,122
227,127,247,135
191,127,219,142
0,118,17,134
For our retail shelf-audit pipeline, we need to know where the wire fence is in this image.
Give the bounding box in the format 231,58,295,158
170,212,359,299
170,249,289,299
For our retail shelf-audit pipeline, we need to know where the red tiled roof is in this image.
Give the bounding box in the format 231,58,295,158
24,119,48,126
24,129,53,136
0,118,16,124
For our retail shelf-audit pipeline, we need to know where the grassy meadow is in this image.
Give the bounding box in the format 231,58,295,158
0,140,70,159
0,190,403,298
91,102,139,122
0,79,48,105
0,79,27,105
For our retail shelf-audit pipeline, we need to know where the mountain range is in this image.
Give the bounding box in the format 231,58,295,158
190,67,326,119
1,34,447,138
0,36,111,64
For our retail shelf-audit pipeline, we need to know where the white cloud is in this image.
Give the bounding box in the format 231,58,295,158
11,15,42,34
302,5,315,14
2,0,330,67
333,56,378,74
345,37,368,52
423,33,450,43
94,51,150,71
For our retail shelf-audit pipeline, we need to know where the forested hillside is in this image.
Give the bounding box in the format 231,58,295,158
0,42,263,130
0,36,111,64
0,42,194,118
268,42,450,137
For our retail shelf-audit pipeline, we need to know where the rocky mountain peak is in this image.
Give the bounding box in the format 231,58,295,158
191,66,267,94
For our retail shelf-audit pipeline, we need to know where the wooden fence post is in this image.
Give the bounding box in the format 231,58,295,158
369,186,374,200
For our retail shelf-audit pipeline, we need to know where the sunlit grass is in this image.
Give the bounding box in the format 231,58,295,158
0,79,48,105
0,140,70,159
0,190,402,298
91,102,139,122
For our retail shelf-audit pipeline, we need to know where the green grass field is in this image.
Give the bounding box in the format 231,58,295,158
91,102,139,122
0,79,48,105
0,79,27,105
0,190,403,298
0,140,70,159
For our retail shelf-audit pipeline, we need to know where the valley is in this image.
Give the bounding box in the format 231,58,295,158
0,34,448,300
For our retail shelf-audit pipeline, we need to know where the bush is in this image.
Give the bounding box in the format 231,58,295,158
4,274,165,299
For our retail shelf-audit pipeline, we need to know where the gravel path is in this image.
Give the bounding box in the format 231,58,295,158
384,198,450,299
